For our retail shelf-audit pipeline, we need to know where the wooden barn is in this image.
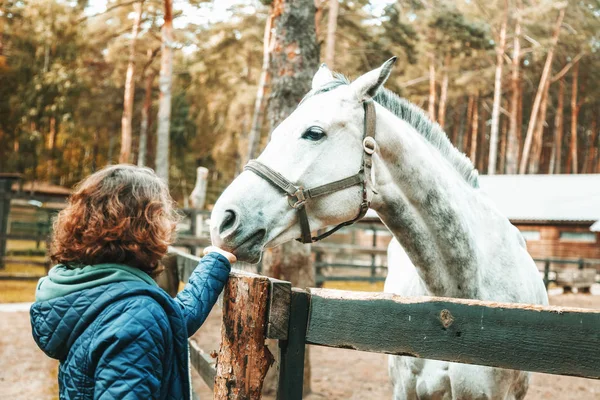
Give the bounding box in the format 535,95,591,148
478,174,600,261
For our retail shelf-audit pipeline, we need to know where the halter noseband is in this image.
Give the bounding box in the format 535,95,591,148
243,101,377,243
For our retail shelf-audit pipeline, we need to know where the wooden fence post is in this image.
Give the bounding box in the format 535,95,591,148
543,259,550,289
190,168,208,213
370,225,377,283
0,174,21,269
214,273,275,399
277,289,310,400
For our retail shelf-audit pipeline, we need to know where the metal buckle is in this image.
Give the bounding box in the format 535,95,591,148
290,188,306,209
363,137,376,155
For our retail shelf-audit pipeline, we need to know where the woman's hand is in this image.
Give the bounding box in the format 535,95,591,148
203,246,237,264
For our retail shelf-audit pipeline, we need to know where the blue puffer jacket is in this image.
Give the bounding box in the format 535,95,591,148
30,253,231,400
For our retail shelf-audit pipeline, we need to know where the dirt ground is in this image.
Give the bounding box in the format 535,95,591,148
2,293,599,400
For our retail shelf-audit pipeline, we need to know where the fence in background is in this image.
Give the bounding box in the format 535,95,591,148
2,204,599,292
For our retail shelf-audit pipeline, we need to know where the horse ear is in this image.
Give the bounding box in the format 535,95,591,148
312,63,335,89
350,57,397,102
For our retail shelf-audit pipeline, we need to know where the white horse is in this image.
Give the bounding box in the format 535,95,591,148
210,58,548,399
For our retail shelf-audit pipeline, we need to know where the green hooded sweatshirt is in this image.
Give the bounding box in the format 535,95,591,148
36,263,158,302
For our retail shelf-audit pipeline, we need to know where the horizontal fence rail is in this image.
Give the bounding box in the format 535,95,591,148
188,340,217,391
304,288,600,379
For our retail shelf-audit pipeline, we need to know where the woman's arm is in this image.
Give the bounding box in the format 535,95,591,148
174,252,232,336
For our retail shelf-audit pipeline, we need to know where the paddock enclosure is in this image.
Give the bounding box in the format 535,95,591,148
165,249,600,400
4,203,599,293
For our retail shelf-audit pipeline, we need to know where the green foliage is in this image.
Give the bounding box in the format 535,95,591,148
429,7,493,56
1,0,599,204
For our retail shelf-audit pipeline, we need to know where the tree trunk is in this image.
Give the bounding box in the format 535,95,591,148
0,0,8,174
325,0,339,69
583,115,597,173
596,116,600,173
505,0,521,174
261,0,319,395
0,130,4,172
458,97,468,152
528,77,551,174
155,0,173,183
108,132,115,163
499,115,508,174
597,133,600,173
516,78,523,167
46,116,56,181
138,70,154,167
451,98,462,145
0,23,3,59
551,77,565,174
246,12,274,164
569,60,579,174
469,94,479,166
315,0,325,40
478,104,487,172
519,7,565,174
428,52,436,121
470,94,479,167
92,130,99,172
488,0,508,175
119,0,143,164
437,54,450,129
266,1,319,133
464,95,474,154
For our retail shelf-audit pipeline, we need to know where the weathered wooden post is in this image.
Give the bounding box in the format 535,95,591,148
190,168,208,208
214,273,275,398
276,289,310,400
370,224,377,283
0,174,21,269
543,259,550,289
189,167,208,255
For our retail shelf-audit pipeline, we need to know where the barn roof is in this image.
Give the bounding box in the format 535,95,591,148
364,174,600,224
478,174,600,223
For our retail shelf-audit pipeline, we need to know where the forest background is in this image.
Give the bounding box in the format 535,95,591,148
1,0,599,205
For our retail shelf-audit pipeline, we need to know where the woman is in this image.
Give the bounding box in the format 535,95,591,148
30,165,235,399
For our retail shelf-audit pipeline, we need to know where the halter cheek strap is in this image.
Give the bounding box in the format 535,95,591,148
244,101,377,243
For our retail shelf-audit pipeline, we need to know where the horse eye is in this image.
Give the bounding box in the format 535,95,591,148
301,127,326,141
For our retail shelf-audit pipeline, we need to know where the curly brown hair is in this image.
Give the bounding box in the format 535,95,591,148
50,165,179,277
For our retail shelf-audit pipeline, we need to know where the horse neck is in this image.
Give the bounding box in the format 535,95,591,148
370,107,480,298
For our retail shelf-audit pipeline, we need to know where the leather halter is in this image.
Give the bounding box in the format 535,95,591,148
244,101,377,243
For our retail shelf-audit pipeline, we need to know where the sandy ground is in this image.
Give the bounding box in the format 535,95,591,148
2,294,600,399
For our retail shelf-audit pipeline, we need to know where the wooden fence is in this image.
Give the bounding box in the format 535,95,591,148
2,204,599,292
169,249,600,400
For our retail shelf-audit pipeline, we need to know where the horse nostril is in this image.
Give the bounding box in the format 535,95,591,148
219,209,238,236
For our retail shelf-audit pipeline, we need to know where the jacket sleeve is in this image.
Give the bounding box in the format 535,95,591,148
174,252,231,336
92,298,168,400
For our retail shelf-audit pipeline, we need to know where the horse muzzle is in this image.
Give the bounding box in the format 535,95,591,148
210,204,267,263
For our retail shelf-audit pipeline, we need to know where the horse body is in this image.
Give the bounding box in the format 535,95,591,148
210,59,548,399
368,96,547,399
385,239,542,400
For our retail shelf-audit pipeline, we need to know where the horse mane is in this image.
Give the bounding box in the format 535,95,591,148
303,75,480,188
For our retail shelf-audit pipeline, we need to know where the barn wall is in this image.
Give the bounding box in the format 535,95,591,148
515,222,600,260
